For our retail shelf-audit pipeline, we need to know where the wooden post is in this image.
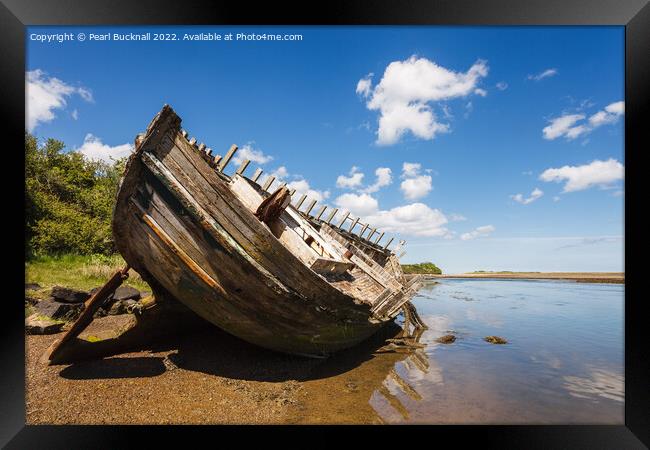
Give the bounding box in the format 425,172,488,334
383,237,394,250
349,217,360,232
367,228,377,241
326,208,338,224
289,188,296,196
315,205,327,220
262,175,276,191
375,231,385,244
205,147,213,157
251,168,263,182
217,144,238,172
213,155,222,166
338,211,350,228
181,129,188,138
295,194,307,209
235,159,250,175
305,199,317,215
197,143,206,152
189,137,197,146
359,223,369,237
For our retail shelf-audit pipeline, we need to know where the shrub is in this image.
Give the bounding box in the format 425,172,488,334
25,133,127,257
401,262,442,275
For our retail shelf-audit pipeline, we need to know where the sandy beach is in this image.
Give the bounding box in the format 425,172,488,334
26,316,409,425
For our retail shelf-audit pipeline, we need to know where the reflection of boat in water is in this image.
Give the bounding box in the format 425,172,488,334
283,312,430,424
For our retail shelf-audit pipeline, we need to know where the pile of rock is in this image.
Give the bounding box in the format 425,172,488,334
95,286,144,316
34,286,90,321
25,284,147,335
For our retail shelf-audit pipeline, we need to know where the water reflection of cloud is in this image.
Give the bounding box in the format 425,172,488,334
563,368,624,402
465,308,504,328
530,350,563,370
419,314,452,335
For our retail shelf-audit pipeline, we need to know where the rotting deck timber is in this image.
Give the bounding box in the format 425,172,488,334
113,105,421,356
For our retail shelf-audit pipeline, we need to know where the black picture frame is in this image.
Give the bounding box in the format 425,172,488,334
2,0,647,447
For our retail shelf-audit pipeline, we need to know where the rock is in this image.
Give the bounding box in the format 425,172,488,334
25,283,41,291
25,314,64,335
35,298,84,320
25,296,39,306
484,335,508,344
50,286,90,304
112,286,141,301
107,299,138,315
436,334,456,344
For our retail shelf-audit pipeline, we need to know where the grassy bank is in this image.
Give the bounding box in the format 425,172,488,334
401,262,442,275
26,254,150,292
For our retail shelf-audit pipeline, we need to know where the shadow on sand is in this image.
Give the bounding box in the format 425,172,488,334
58,316,406,383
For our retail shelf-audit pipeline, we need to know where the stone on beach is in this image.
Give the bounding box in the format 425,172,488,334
108,299,138,315
50,286,90,304
112,286,141,301
35,298,85,320
436,334,456,344
25,314,64,335
484,335,508,344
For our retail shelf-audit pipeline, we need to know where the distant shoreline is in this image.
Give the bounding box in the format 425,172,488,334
411,272,624,284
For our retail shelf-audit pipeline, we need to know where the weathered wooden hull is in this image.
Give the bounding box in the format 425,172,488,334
113,105,420,356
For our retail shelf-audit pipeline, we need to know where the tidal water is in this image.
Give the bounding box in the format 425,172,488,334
361,279,625,424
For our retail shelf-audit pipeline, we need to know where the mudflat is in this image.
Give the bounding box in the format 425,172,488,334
26,316,407,425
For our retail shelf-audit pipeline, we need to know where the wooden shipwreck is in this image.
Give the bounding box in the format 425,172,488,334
49,105,425,360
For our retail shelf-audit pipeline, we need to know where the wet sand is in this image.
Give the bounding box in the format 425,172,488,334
425,272,624,284
26,316,408,424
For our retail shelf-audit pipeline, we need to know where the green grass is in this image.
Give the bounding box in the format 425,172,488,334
401,262,442,275
25,254,150,292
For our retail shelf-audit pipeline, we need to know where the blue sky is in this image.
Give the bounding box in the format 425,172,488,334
26,26,624,273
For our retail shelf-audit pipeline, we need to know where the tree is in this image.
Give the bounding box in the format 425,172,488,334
25,133,126,257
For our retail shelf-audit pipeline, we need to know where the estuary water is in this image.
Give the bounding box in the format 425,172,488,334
362,279,625,424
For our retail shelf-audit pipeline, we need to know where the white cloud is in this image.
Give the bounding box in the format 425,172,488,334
26,69,93,132
460,225,495,241
232,143,273,165
527,68,558,81
400,162,432,200
71,109,78,120
75,134,133,163
270,166,289,179
260,165,329,203
510,187,544,205
402,162,421,178
539,159,624,192
358,56,489,145
449,213,467,222
542,114,585,140
605,101,624,115
336,166,365,189
362,167,392,193
553,196,561,202
356,74,373,97
474,88,487,97
401,176,432,200
334,193,379,216
288,179,330,203
496,81,508,91
364,203,450,237
543,101,624,141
